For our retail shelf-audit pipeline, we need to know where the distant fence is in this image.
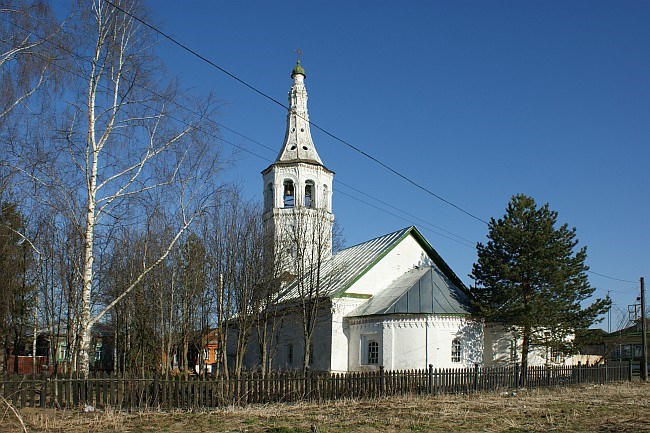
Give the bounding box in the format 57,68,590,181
0,363,633,410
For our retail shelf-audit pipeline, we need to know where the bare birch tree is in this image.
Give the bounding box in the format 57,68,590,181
279,206,336,372
0,0,63,125
7,1,223,376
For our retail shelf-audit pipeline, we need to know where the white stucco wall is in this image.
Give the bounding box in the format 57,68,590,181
483,324,558,367
342,235,432,297
330,297,367,372
347,315,483,371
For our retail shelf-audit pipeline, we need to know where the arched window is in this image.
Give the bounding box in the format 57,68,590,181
265,183,274,211
451,338,462,363
304,180,314,208
283,179,294,208
367,341,379,364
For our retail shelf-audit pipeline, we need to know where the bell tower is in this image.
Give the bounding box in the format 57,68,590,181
262,61,334,272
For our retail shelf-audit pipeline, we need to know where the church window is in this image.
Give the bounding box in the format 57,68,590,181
283,180,295,208
309,343,314,366
451,338,462,363
305,181,314,208
367,341,379,364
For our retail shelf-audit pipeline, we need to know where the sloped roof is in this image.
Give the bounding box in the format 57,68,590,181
347,266,472,317
278,227,410,300
278,226,469,305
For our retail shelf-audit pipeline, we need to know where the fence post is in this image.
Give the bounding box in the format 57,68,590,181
379,366,385,397
153,373,159,407
40,371,48,408
577,361,582,384
427,364,433,395
628,360,634,382
514,363,520,389
473,364,479,393
305,368,311,401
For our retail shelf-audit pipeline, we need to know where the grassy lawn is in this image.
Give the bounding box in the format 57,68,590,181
3,381,649,432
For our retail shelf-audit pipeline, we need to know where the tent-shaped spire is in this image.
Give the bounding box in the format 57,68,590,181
275,61,323,164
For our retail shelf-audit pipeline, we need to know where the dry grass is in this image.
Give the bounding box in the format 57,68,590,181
2,382,649,432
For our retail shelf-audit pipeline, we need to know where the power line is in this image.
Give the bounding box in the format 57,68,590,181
4,8,637,286
102,0,488,225
1,12,478,252
587,270,637,284
102,1,639,284
334,180,476,245
335,189,475,249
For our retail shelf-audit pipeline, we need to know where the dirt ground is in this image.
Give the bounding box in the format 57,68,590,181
2,381,649,432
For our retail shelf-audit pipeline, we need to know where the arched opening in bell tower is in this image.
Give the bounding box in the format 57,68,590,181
265,182,274,211
305,180,315,208
283,179,295,208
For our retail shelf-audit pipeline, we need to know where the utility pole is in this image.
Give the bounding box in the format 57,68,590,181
607,290,611,333
641,277,647,381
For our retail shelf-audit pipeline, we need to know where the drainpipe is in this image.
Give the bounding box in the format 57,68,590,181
425,316,429,368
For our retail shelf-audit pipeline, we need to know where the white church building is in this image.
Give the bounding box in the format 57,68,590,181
235,61,551,372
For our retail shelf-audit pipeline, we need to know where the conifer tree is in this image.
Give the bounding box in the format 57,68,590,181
470,194,610,385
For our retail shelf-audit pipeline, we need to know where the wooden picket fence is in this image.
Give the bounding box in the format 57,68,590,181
0,363,632,410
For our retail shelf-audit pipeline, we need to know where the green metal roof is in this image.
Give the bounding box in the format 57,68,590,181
347,266,472,317
291,60,306,78
278,226,471,311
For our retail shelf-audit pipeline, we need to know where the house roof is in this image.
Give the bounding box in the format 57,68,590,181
278,226,470,307
607,318,650,338
347,265,472,317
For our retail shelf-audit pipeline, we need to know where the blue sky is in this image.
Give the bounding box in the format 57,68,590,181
80,1,650,329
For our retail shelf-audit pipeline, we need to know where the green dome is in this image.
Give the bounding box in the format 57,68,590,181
291,61,306,78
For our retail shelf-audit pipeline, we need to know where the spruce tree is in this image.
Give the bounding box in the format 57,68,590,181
470,194,610,385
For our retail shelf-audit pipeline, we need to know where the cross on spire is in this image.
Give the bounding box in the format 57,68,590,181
295,48,303,62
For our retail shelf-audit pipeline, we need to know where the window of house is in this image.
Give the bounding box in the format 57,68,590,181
93,342,102,363
214,348,218,362
57,343,67,362
283,180,295,208
551,348,563,363
451,338,462,363
309,344,314,366
623,344,632,358
287,344,293,365
367,341,379,364
305,181,314,208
